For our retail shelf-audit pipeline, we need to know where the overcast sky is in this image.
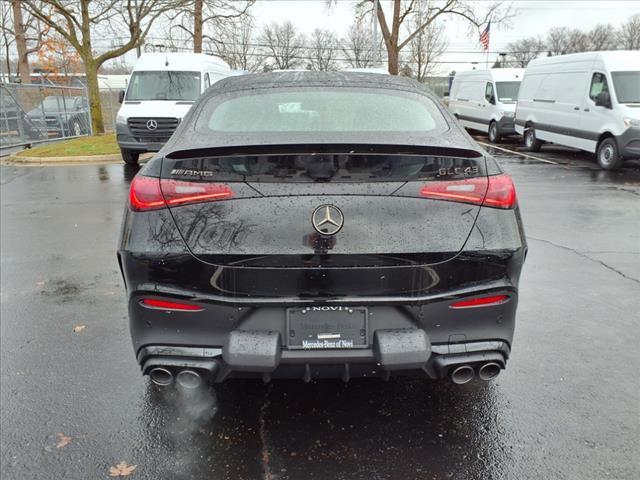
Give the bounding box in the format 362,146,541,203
251,0,639,73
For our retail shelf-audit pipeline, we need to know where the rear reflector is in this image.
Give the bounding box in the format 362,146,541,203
129,175,234,212
420,174,516,209
140,298,204,312
449,295,510,309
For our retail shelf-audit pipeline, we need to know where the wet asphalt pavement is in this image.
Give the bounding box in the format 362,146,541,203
1,147,639,480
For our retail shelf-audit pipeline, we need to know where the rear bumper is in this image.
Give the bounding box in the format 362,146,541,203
129,284,518,382
138,338,510,382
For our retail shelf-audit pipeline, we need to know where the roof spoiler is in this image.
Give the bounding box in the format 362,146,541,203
164,143,484,160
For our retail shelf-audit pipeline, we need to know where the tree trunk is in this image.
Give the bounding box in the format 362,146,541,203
84,60,104,134
387,45,399,75
11,0,30,83
193,0,203,53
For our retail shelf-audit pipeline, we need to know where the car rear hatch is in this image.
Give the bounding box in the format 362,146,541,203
128,143,516,298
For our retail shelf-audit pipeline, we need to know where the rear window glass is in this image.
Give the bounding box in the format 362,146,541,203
195,88,447,134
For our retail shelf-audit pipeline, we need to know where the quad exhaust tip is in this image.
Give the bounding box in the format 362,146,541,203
450,365,475,384
176,369,202,389
478,362,501,381
149,367,173,386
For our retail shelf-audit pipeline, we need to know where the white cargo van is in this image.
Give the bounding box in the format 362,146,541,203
115,53,231,164
449,68,524,143
515,51,640,170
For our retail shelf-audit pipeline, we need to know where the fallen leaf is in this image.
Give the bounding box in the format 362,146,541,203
56,433,71,448
73,325,86,333
109,461,137,477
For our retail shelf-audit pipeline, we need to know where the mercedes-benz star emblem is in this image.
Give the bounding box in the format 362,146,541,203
312,205,344,236
146,119,158,130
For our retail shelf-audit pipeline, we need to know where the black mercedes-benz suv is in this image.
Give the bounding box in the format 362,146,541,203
118,72,526,389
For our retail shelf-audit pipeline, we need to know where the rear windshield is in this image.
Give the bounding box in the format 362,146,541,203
611,71,640,104
126,71,201,101
166,154,482,183
194,88,448,135
495,82,520,103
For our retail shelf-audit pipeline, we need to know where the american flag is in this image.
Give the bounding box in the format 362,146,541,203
480,21,491,50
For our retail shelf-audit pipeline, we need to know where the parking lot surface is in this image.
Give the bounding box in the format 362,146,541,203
1,149,639,480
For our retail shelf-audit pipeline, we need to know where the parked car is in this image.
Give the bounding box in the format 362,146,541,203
449,68,524,143
515,51,640,170
118,72,527,390
0,87,47,145
115,53,232,165
26,95,90,138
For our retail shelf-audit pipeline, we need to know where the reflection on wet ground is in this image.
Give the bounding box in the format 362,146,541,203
1,155,639,480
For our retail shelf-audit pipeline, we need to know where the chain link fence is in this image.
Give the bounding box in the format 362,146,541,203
0,83,91,149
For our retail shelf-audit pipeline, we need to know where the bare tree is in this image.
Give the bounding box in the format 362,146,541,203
341,18,382,69
260,21,305,70
307,28,339,71
618,13,640,50
0,2,15,78
505,37,545,67
406,9,447,81
166,0,254,54
23,0,184,134
587,24,617,51
565,28,589,53
3,1,48,83
546,27,568,55
351,0,511,75
210,15,263,72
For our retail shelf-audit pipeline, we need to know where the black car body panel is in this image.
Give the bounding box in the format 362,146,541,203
118,72,526,385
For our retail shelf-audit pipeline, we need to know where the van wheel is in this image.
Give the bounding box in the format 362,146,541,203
524,127,543,152
596,138,623,170
121,149,140,165
488,121,501,143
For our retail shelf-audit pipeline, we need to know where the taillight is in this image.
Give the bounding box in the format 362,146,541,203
420,174,516,209
161,179,234,207
129,175,165,211
482,174,517,209
129,175,234,211
449,294,510,309
140,298,204,312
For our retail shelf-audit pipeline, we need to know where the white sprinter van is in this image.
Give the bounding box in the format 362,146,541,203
449,68,524,143
515,51,640,170
115,53,231,164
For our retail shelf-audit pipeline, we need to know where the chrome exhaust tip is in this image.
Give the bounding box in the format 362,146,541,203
478,362,501,381
176,369,202,389
450,365,474,384
149,367,173,386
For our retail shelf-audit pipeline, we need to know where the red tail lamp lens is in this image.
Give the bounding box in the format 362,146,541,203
140,298,204,312
483,174,517,209
420,174,516,209
420,177,488,206
161,179,234,207
129,175,234,211
129,175,165,211
449,295,510,309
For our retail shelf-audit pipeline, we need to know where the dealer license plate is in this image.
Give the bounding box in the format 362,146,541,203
287,307,368,349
